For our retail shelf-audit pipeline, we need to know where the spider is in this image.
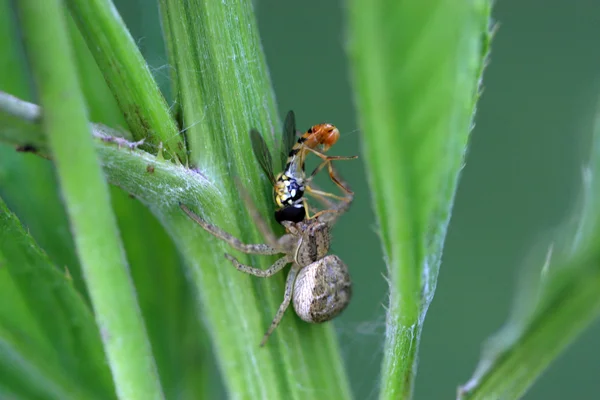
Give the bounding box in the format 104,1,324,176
179,181,352,346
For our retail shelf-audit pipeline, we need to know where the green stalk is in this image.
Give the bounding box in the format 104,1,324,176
157,0,352,398
65,0,185,162
15,1,163,399
347,1,492,398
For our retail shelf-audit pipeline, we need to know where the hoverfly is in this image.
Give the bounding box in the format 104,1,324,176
250,111,357,224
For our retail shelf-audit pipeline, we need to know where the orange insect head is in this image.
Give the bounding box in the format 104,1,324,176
304,123,340,152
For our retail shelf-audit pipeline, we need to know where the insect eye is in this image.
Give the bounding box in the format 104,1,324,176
275,205,306,224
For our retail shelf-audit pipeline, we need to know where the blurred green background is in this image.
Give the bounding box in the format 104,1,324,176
2,0,600,399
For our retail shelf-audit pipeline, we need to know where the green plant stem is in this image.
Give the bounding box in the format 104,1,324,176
65,0,185,162
348,1,491,399
157,0,352,398
15,2,163,399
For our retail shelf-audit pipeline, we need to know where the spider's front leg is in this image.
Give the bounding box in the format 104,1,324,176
180,203,280,255
224,254,292,277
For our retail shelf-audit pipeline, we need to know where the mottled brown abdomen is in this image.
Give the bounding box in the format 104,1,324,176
293,255,352,323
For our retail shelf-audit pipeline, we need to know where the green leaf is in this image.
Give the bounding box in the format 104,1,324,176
0,326,101,400
15,0,163,398
347,1,492,398
458,103,600,400
0,196,114,399
0,149,88,299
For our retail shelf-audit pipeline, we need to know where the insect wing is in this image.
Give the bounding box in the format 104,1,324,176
250,128,276,184
280,110,297,168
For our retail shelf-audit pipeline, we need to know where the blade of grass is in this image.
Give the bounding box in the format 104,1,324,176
0,200,90,400
0,196,114,398
347,1,492,398
459,258,600,400
15,0,163,398
458,101,600,400
0,264,47,361
64,0,185,162
158,0,352,398
0,326,100,400
0,149,88,299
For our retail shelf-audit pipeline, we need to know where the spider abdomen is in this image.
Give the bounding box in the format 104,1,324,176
293,255,352,323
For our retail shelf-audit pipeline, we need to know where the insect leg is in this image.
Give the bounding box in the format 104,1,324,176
303,198,312,219
307,167,354,222
302,146,356,197
307,159,355,197
305,185,348,202
324,159,355,196
307,154,356,182
260,264,300,347
180,203,280,255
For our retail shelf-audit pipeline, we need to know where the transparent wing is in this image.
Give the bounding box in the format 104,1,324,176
280,110,297,168
250,128,276,184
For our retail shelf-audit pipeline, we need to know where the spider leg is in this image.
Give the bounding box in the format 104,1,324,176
260,264,300,347
180,203,280,255
224,254,291,277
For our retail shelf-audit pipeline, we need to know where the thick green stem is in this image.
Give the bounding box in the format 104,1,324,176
157,0,352,398
15,1,163,399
